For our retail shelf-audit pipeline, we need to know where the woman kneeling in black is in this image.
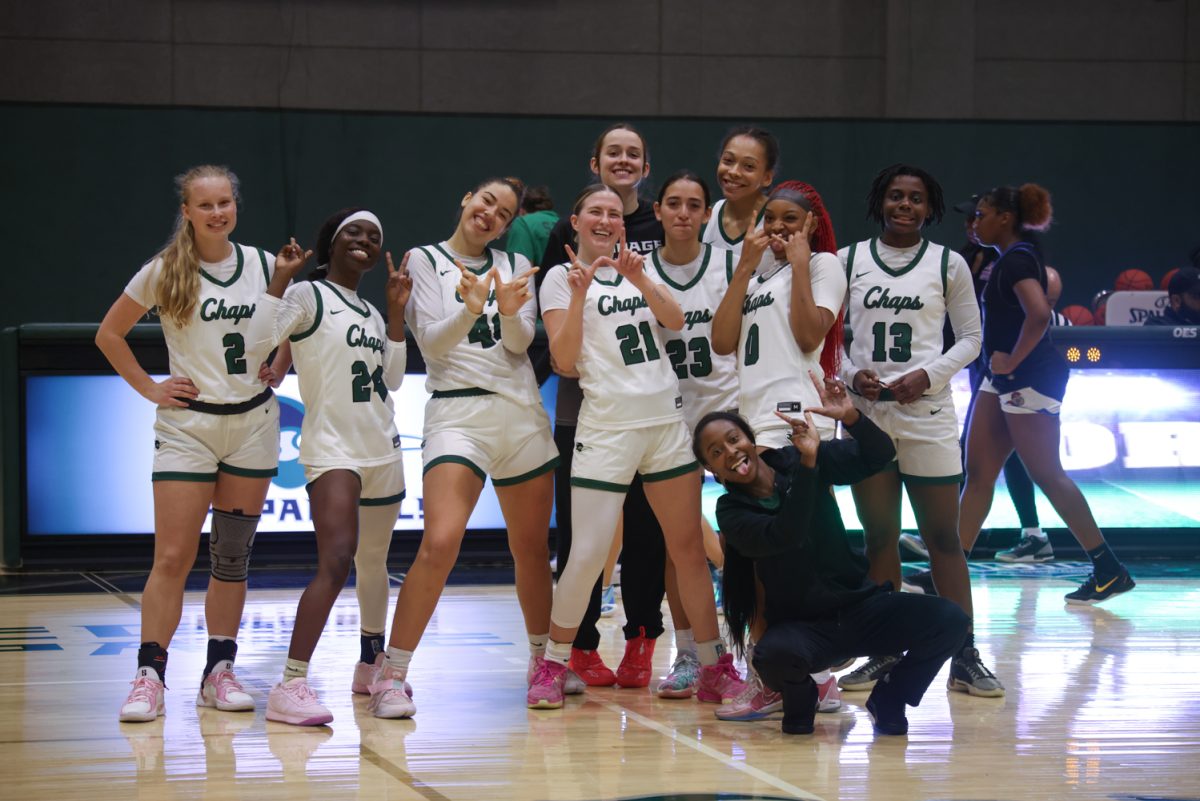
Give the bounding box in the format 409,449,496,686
694,372,969,736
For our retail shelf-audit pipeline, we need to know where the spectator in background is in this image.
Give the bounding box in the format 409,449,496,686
1143,267,1200,326
505,185,559,267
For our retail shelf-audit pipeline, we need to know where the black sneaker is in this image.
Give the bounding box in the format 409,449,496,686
996,535,1054,563
837,654,900,692
865,693,908,736
901,568,938,596
1064,568,1135,606
947,647,1005,697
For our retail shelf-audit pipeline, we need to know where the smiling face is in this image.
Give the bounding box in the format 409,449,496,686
698,418,760,486
762,197,811,257
654,178,711,244
570,190,625,259
331,219,382,275
880,174,929,239
590,128,649,192
458,181,519,245
716,135,774,204
181,176,237,249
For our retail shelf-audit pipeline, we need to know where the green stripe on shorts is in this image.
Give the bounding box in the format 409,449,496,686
899,472,963,486
642,461,700,482
152,471,218,482
218,462,278,478
571,476,630,493
424,455,486,482
493,457,560,487
361,490,407,507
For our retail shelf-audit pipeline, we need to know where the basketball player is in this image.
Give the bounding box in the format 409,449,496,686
534,185,744,709
368,178,560,716
961,184,1134,605
836,164,1000,697
97,165,281,723
247,208,412,726
701,127,779,256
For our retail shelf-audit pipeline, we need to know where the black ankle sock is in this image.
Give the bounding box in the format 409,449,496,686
203,638,238,678
957,629,975,657
360,632,385,665
138,642,168,683
1087,543,1122,580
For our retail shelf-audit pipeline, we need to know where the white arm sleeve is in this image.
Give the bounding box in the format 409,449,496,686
246,284,316,354
923,252,982,393
404,248,479,360
383,338,408,391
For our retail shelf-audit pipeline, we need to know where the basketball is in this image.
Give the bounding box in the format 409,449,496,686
1115,268,1154,291
1161,268,1179,290
1061,304,1094,325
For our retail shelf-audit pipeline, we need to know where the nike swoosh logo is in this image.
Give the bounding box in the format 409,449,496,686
855,271,870,278
1094,575,1119,593
929,407,941,415
439,270,453,276
330,309,344,315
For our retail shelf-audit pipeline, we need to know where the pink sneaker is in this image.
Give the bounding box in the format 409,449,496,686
816,672,843,713
119,667,165,722
196,661,254,711
527,659,567,709
352,654,413,698
367,669,417,719
715,674,783,721
266,678,333,726
528,655,585,695
697,653,747,704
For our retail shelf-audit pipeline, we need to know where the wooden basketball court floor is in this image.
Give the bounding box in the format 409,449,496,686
1,562,1198,801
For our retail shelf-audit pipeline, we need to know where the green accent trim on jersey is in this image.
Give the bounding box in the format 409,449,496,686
715,200,766,246
591,269,624,287
288,282,324,342
217,462,278,478
642,460,700,482
493,456,560,487
900,471,963,486
361,489,407,507
940,244,950,297
199,243,245,287
430,387,496,399
152,470,218,482
424,454,486,482
725,249,735,283
652,244,711,292
320,279,370,317
435,243,493,275
755,259,788,285
846,241,857,281
415,246,439,274
570,476,630,493
256,246,270,284
870,237,930,278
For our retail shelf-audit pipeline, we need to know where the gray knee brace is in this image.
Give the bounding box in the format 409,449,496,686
209,509,259,582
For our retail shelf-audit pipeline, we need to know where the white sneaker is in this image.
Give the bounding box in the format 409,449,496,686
266,678,333,726
353,653,414,698
119,667,165,722
367,670,417,719
196,660,254,711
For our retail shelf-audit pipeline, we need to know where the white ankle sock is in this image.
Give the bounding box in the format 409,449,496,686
528,632,549,656
545,640,572,667
1023,527,1047,541
283,658,308,682
675,628,696,656
696,638,726,667
384,646,413,678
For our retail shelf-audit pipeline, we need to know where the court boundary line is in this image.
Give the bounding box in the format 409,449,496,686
595,698,827,801
360,742,455,801
81,572,142,610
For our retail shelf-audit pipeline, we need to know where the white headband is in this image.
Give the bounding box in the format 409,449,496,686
333,210,383,244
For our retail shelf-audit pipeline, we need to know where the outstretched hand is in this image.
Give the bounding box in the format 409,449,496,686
774,409,820,465
456,258,494,315
735,228,770,279
494,265,539,316
386,251,413,312
275,238,312,279
783,211,815,268
804,370,857,422
564,244,597,299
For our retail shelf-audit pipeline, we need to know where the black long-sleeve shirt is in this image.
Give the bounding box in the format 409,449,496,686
715,415,897,623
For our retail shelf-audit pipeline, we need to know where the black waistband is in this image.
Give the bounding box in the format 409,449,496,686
182,387,274,415
430,388,496,399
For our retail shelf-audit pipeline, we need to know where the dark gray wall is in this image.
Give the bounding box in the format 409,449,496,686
2,105,1197,327
2,0,1198,120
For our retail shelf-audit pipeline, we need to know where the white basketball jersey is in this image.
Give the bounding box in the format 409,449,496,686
649,244,739,428
700,199,764,259
124,243,274,404
737,251,845,437
841,238,953,386
407,243,540,405
288,280,402,467
539,262,683,431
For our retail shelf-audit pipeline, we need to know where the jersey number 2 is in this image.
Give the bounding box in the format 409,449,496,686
351,361,388,402
871,321,913,363
615,322,661,366
222,333,247,375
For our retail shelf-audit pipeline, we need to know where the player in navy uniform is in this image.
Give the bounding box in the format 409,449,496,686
960,184,1134,605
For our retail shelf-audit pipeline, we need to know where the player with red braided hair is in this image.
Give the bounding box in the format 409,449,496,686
711,179,848,721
